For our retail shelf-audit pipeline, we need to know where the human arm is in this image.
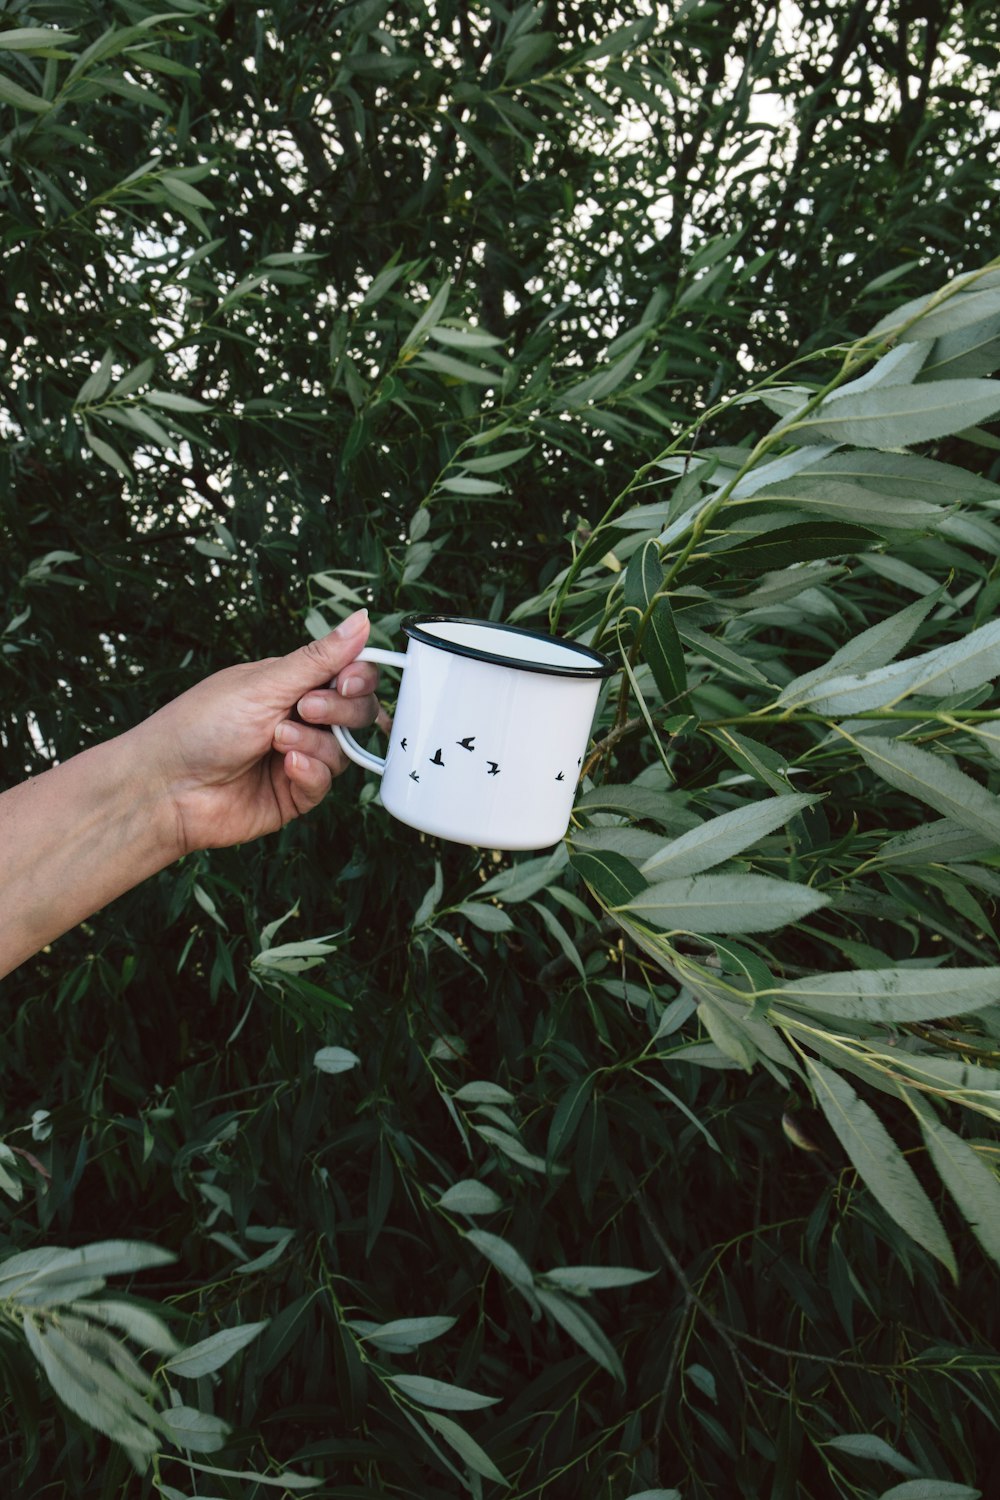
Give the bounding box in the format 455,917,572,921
0,608,380,978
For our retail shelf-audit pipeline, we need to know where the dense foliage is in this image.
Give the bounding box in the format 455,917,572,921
3,1,1000,1496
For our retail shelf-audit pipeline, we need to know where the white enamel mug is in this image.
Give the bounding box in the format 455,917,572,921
332,615,615,850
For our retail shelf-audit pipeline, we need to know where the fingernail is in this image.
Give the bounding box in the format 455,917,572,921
334,607,369,637
339,673,364,696
297,694,325,718
275,721,301,746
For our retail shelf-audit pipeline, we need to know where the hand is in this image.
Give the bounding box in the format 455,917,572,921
135,609,388,856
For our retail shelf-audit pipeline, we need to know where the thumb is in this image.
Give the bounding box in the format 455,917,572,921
263,609,371,702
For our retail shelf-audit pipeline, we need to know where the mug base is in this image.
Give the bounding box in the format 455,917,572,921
384,805,566,852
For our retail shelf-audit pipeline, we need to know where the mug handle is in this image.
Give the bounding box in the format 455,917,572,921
331,646,408,775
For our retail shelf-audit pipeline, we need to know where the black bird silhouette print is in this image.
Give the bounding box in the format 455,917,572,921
393,728,549,781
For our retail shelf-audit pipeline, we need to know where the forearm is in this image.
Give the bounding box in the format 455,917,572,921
0,727,181,979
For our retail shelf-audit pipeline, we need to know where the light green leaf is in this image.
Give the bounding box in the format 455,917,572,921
253,936,338,973
454,1081,515,1105
402,278,452,351
160,1406,230,1453
620,872,828,934
778,591,942,706
356,1316,457,1351
428,325,503,350
74,1299,179,1356
872,282,1000,341
0,27,78,51
804,1059,956,1277
466,1230,534,1289
776,968,1000,1024
474,1125,549,1173
4,1241,174,1304
421,1411,509,1486
803,618,1000,714
161,1457,321,1490
875,818,997,866
788,379,1000,449
626,1491,683,1499
541,1264,656,1291
160,173,214,209
165,1321,268,1378
535,1287,624,1382
22,1317,160,1450
313,1047,360,1075
414,350,496,385
824,1432,919,1473
639,793,817,879
437,1180,504,1215
854,736,1000,843
697,1001,757,1072
144,389,211,413
453,902,514,932
437,476,505,497
878,1481,981,1500
388,1373,500,1411
907,1095,1000,1271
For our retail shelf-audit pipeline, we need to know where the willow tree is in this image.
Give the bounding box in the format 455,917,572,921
3,2,1000,1496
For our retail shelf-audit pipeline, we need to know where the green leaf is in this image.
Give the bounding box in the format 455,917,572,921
535,1287,624,1382
388,1373,500,1411
541,1264,656,1291
160,1458,320,1490
313,1047,360,1074
775,968,1000,1024
22,1317,160,1451
354,1316,457,1351
437,476,505,497
0,27,78,51
790,379,1000,448
714,521,878,573
778,591,942,706
160,1406,231,1453
0,71,51,111
854,736,1000,843
804,1059,956,1278
697,1000,757,1071
437,1180,504,1215
823,1432,919,1473
421,1411,509,1486
802,618,1000,714
415,350,497,385
454,1081,515,1104
570,847,648,906
906,1095,1000,1271
620,872,828,934
75,1299,179,1356
160,173,214,209
453,902,514,932
644,595,689,707
878,1482,981,1500
466,1230,534,1289
165,1321,268,1378
639,793,817,880
144,389,211,413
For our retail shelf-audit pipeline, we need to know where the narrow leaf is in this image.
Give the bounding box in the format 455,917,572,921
776,968,1000,1024
639,794,817,879
389,1374,499,1411
907,1095,1000,1271
165,1321,268,1378
804,1059,956,1277
620,873,828,934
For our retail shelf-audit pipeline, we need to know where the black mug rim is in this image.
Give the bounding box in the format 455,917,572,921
401,614,616,680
